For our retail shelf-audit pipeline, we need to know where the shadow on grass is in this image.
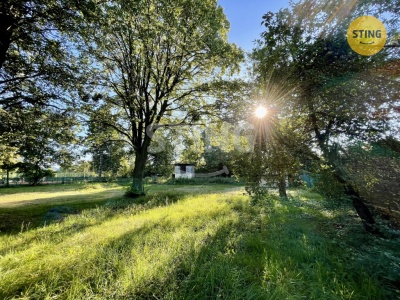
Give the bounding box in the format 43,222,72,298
0,189,212,256
0,182,124,195
0,190,398,299
0,184,244,236
0,193,235,298
163,193,397,299
274,191,400,299
0,195,190,261
173,212,269,299
14,205,249,299
0,219,160,299
0,189,124,234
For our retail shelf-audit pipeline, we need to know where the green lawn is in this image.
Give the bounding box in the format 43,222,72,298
0,183,126,233
0,184,399,299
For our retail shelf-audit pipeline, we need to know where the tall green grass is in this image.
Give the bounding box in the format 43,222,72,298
0,183,126,234
0,187,398,299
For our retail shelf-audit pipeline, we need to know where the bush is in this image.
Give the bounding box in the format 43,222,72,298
312,168,346,201
20,167,55,186
107,191,186,211
245,184,271,205
164,176,241,185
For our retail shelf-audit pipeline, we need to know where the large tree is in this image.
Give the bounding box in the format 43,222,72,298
85,106,128,180
0,0,87,69
0,0,98,109
0,1,96,176
81,0,243,196
3,107,77,185
252,0,399,232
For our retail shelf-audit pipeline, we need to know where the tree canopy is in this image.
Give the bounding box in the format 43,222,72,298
80,0,243,195
250,0,399,231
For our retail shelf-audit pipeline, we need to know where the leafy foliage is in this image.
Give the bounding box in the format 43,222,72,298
79,0,243,195
313,167,346,201
251,0,400,231
19,167,55,185
0,0,95,110
146,132,175,177
85,106,128,180
2,107,77,185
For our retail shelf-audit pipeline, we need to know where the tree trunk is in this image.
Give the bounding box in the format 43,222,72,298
310,110,377,233
345,184,377,232
326,148,378,233
0,9,15,70
278,175,287,198
98,152,103,180
128,149,148,197
6,169,9,187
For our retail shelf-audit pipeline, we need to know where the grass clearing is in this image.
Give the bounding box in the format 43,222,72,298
0,183,127,233
0,184,399,299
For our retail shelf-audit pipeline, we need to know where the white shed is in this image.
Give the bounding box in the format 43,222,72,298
174,164,195,179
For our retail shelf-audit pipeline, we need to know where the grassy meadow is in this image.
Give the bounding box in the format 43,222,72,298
0,183,399,299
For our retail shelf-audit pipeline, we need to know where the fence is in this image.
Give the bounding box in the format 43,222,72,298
0,175,132,186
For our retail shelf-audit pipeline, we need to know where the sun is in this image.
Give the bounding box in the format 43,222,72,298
255,106,267,119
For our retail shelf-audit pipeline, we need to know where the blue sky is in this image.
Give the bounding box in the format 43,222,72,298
217,0,290,51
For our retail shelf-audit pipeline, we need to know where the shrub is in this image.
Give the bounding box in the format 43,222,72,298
312,168,346,201
20,167,55,186
164,177,241,185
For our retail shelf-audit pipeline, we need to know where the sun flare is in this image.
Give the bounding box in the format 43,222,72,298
255,106,267,119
